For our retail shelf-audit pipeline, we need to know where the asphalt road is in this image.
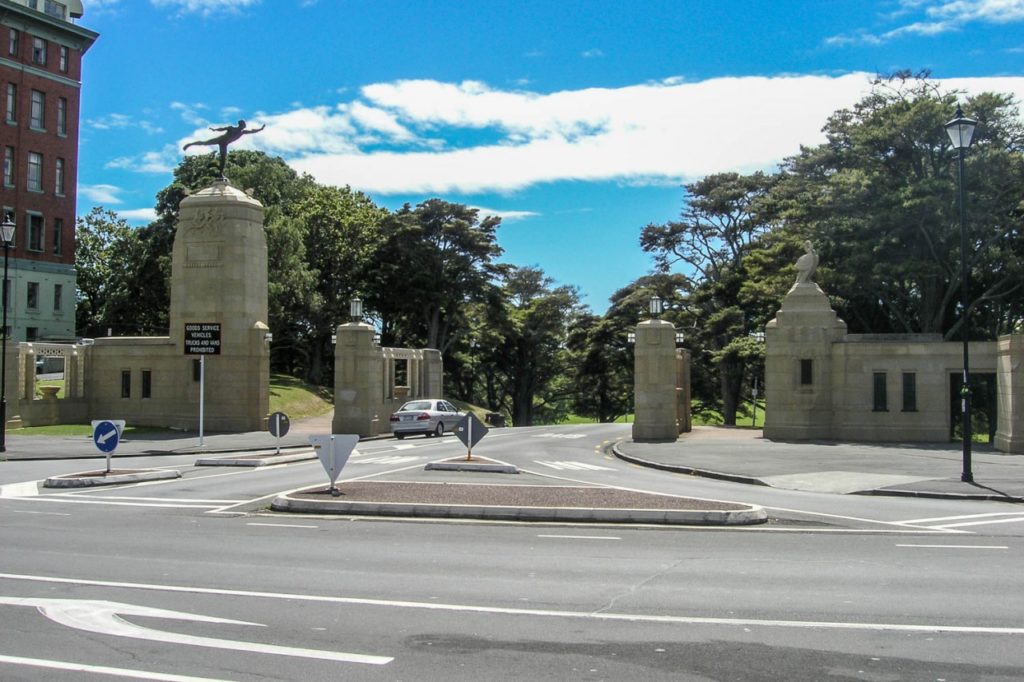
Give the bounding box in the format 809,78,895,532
2,423,1023,680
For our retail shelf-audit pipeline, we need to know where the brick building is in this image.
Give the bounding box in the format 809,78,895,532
0,0,96,341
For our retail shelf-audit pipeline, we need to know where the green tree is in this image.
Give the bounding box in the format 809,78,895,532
777,72,1024,339
365,199,503,355
640,172,776,424
74,207,135,336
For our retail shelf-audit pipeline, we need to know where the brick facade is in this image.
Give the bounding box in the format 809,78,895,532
0,0,96,340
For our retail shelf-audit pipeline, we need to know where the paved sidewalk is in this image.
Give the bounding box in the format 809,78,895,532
615,426,1024,502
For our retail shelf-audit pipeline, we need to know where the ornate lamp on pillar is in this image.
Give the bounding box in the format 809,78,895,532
944,104,978,483
1,214,15,452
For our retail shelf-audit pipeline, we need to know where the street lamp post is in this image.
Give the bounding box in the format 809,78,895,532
1,215,15,453
945,105,978,483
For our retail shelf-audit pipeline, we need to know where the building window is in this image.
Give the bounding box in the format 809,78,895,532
44,0,67,20
8,30,18,57
902,373,917,412
58,45,68,72
27,281,39,309
55,157,64,195
800,359,813,385
873,372,888,412
121,370,131,398
56,97,66,135
3,146,13,186
6,84,16,123
30,90,44,129
31,37,46,66
53,283,62,312
27,152,42,192
142,370,152,399
28,213,43,251
26,326,38,341
52,217,62,254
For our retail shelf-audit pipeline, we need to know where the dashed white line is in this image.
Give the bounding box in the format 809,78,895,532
537,534,621,541
246,523,319,529
896,544,1008,549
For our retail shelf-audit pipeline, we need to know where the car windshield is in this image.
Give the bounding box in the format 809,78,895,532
400,401,432,412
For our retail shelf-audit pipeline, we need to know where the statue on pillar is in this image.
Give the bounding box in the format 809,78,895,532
795,241,819,284
183,119,265,178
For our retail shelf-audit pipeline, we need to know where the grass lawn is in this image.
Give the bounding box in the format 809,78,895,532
11,373,334,437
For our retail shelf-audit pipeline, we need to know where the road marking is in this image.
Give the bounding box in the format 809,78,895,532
9,509,71,516
931,516,1024,529
532,433,587,439
246,523,319,529
15,498,220,509
352,456,422,465
0,597,392,666
537,534,621,541
0,653,232,682
898,512,1023,524
534,461,615,471
3,572,1022,635
0,481,40,498
57,495,240,504
762,505,969,532
896,544,1008,549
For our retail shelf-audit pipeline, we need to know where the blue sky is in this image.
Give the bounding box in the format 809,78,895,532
77,0,1024,311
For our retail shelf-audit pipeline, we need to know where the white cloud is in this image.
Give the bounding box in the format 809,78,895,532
581,48,605,58
115,208,158,223
150,0,260,17
828,0,1024,45
79,184,124,204
470,207,539,222
106,144,179,174
87,113,163,134
171,101,209,126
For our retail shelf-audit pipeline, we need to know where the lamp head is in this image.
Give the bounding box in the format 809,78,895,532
945,105,977,150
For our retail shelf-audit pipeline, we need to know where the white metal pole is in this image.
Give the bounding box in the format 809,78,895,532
199,354,205,447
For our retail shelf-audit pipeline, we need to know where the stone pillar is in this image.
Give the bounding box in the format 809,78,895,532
423,349,443,398
632,319,679,442
763,283,847,440
333,322,383,437
995,334,1024,453
167,180,270,431
676,348,692,433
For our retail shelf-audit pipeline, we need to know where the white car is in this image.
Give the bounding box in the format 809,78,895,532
389,399,462,439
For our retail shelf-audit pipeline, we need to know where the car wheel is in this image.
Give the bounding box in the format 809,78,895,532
396,433,405,440
434,422,444,437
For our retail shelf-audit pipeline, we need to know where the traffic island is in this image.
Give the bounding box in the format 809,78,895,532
424,456,519,474
271,481,767,525
195,449,316,467
44,469,182,488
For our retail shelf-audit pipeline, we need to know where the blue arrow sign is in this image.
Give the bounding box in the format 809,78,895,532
92,420,122,454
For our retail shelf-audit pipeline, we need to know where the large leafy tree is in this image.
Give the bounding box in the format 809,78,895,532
777,72,1024,339
640,172,776,424
74,207,137,336
365,199,503,355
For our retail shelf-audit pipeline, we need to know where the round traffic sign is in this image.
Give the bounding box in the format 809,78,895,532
268,412,290,438
93,420,121,453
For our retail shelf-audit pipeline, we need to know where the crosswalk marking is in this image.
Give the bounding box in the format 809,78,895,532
351,456,422,465
533,460,615,471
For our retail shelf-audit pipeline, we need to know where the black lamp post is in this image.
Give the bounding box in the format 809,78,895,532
945,104,978,483
1,215,15,453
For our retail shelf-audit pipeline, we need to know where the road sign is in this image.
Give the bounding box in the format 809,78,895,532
268,412,290,438
92,420,124,454
453,412,489,455
184,322,222,355
309,434,359,492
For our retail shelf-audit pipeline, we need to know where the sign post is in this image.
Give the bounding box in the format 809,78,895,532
309,434,359,495
92,419,126,474
184,322,221,447
268,411,290,454
453,412,489,460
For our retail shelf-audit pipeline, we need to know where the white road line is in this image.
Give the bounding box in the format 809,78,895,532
896,544,1008,549
10,509,71,516
898,512,1023,524
537,534,621,541
762,505,969,532
55,495,240,504
15,498,219,509
931,517,1024,529
3,571,1022,635
246,523,319,529
0,481,40,498
0,653,233,682
534,461,615,471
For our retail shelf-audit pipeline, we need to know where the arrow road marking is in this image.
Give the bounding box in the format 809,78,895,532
0,597,392,666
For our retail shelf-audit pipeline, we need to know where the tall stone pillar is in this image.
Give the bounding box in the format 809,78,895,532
995,334,1024,453
333,322,383,437
168,180,269,431
763,283,847,440
633,319,680,442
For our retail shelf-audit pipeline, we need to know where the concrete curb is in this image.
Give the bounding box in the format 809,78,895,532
424,459,519,474
270,494,768,525
43,469,182,488
854,488,1024,503
195,450,316,467
612,442,770,487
